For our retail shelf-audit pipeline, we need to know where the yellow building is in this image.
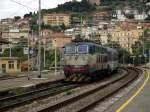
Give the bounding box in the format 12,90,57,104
0,57,21,75
110,29,143,53
43,13,71,27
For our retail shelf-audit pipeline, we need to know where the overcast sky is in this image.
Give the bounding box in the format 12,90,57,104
0,0,81,19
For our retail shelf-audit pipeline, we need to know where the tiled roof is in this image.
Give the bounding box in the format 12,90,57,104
44,13,70,16
50,32,71,38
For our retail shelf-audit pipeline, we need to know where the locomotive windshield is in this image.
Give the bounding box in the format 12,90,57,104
77,45,88,54
65,45,76,54
65,44,88,54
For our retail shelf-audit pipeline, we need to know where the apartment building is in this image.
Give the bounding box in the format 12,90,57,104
43,13,71,27
2,28,28,46
110,29,144,53
87,0,101,5
50,32,72,48
92,11,109,24
0,18,14,25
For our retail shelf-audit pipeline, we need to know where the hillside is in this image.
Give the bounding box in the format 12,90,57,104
100,0,149,12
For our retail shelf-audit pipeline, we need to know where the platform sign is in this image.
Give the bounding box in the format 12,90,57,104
29,48,33,55
23,47,28,55
24,47,33,55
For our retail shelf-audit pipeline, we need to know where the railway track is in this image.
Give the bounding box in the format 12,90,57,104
0,80,79,111
0,67,141,112
37,67,141,112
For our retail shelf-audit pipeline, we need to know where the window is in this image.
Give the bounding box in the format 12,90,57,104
89,46,94,54
65,45,76,54
77,45,88,54
8,60,14,69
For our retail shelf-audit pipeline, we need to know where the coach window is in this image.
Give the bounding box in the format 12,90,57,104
89,46,93,54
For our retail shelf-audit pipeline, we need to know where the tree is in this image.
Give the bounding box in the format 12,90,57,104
14,16,21,21
24,12,32,18
145,15,150,20
125,14,134,19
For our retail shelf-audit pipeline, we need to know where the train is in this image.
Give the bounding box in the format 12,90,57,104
62,41,119,82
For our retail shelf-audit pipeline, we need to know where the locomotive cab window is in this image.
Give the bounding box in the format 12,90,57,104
65,45,76,54
77,45,88,54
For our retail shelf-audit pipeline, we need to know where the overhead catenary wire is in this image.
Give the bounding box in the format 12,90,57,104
8,0,38,18
9,0,35,10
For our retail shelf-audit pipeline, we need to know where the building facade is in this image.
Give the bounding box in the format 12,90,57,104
87,0,101,5
110,29,144,53
50,32,72,48
92,11,109,24
0,57,21,75
43,13,71,26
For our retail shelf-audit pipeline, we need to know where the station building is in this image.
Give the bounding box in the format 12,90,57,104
0,57,21,75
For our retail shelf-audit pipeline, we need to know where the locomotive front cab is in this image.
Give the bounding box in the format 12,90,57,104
63,43,90,76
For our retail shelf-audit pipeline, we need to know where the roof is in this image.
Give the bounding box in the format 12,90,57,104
0,57,20,60
50,32,72,39
44,13,71,16
64,42,102,47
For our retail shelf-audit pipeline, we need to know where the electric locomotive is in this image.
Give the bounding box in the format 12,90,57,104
62,42,119,82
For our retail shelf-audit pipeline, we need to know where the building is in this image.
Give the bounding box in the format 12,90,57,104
2,28,28,44
92,11,109,24
134,13,148,20
50,32,72,48
43,13,71,27
87,0,101,5
110,29,144,53
0,57,21,75
0,18,14,25
119,20,150,30
64,28,74,36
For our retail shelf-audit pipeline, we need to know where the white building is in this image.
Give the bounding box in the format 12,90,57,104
134,13,148,20
64,28,74,36
115,10,126,21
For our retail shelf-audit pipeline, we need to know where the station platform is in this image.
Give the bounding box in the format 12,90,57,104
0,71,64,92
106,68,150,112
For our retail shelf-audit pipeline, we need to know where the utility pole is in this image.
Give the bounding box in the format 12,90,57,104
27,23,30,80
44,34,46,68
54,39,57,75
9,26,12,58
38,0,41,78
